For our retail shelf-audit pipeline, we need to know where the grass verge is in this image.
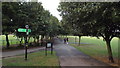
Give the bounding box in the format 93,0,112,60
3,51,59,67
70,44,119,66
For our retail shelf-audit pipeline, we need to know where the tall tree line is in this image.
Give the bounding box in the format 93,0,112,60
2,2,61,48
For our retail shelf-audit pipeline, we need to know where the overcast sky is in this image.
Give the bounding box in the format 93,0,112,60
38,0,62,21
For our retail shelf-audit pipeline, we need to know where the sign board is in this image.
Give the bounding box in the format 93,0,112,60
18,28,31,32
47,43,52,48
45,42,53,56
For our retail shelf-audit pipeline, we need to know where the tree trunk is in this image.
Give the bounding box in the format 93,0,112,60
34,37,36,43
41,35,44,42
41,35,44,46
50,36,52,40
5,34,10,48
37,36,39,43
106,40,114,63
78,36,81,46
27,37,30,43
19,37,23,46
45,36,49,40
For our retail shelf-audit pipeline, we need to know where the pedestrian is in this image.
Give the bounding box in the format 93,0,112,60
66,38,68,44
64,38,66,44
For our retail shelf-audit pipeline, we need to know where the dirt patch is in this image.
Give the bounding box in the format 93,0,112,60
92,56,119,66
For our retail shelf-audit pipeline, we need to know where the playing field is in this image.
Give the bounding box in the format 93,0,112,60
0,35,35,46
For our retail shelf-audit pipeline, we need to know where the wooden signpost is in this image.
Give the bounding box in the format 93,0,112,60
17,25,31,61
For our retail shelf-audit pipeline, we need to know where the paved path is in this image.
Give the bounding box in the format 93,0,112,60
54,38,110,67
2,47,45,58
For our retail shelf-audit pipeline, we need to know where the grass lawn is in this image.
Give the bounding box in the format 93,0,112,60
0,35,37,46
3,51,59,67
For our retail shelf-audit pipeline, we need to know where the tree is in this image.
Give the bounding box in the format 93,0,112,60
90,2,120,63
58,2,87,45
58,2,120,63
48,15,61,38
2,2,49,47
2,2,20,48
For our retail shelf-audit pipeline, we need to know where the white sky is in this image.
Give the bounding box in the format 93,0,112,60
38,0,62,21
